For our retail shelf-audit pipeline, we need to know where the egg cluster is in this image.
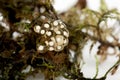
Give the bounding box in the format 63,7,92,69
34,20,69,53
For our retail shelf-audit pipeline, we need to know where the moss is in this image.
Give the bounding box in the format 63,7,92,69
0,0,120,80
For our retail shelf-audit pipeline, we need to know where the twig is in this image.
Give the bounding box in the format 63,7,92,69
103,58,120,77
93,55,99,79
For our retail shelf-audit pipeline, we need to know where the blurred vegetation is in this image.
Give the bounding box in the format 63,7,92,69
0,0,120,80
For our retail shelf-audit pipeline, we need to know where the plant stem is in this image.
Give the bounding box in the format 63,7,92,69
93,55,99,79
103,58,120,77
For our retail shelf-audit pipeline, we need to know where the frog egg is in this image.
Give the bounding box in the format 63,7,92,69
34,25,41,33
57,46,62,50
53,27,59,32
40,15,46,20
48,41,54,46
60,24,65,28
63,31,69,37
56,36,62,42
55,30,61,34
40,29,45,35
63,38,69,46
55,45,63,51
55,35,64,45
53,20,59,26
38,45,44,50
40,6,46,13
36,20,69,53
49,47,54,51
46,31,52,36
37,45,46,53
44,23,50,28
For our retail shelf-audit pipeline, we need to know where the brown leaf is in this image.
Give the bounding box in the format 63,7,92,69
52,52,68,65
